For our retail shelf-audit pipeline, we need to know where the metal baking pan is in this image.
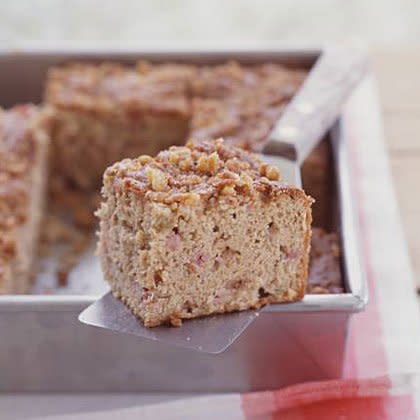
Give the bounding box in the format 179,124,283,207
0,48,367,392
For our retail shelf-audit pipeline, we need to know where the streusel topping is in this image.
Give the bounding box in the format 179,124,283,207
102,139,302,206
190,62,307,150
46,61,307,147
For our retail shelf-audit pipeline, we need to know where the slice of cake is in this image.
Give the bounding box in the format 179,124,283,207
45,62,193,191
97,139,313,327
0,105,50,294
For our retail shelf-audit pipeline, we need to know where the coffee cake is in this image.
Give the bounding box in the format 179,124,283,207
97,139,313,327
0,105,50,294
307,228,343,294
45,62,192,190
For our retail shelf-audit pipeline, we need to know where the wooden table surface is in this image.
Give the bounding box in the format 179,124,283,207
372,50,420,286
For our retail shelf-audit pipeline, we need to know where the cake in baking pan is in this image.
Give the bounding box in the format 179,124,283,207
1,59,344,300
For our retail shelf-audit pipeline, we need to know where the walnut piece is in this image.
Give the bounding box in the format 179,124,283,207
260,163,281,181
145,167,168,192
196,152,220,175
104,138,293,205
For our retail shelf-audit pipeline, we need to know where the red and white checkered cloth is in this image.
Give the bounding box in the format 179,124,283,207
39,76,420,420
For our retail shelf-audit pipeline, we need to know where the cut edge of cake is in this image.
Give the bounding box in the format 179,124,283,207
0,105,51,294
97,139,313,327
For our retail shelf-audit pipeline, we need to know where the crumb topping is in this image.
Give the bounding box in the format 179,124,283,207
190,61,307,150
0,105,48,279
45,62,192,116
103,138,305,206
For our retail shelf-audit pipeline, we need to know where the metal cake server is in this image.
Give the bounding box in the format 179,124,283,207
79,47,367,354
79,292,258,354
264,46,368,167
